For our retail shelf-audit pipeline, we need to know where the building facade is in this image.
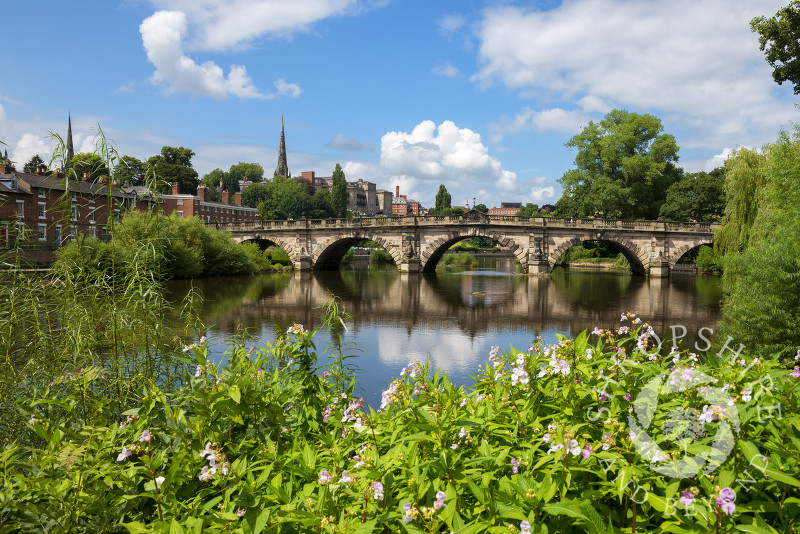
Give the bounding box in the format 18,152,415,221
488,202,522,217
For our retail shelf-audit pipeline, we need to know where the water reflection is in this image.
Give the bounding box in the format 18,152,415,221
166,264,722,407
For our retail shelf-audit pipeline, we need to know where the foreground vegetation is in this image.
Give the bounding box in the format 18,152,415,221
55,210,291,280
2,314,799,533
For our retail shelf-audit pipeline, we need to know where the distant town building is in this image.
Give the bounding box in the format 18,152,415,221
131,182,259,225
299,171,393,215
391,186,420,216
488,202,522,217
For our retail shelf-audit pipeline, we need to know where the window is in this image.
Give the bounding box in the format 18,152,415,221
89,208,95,223
176,211,183,218
16,222,26,240
1,224,7,248
114,209,120,219
38,224,47,241
38,188,45,198
16,200,24,218
177,199,183,205
102,227,108,242
38,202,46,219
55,225,62,245
72,206,79,221
89,226,96,238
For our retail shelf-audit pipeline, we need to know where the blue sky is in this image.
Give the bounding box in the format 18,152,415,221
1,0,797,209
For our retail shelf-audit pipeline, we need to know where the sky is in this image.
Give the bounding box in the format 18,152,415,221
1,0,798,210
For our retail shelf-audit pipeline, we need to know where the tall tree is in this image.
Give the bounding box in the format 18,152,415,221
331,163,348,218
435,184,452,212
229,162,265,184
23,154,46,174
555,109,680,220
113,156,145,186
146,146,199,194
71,153,110,181
751,1,800,94
718,129,800,357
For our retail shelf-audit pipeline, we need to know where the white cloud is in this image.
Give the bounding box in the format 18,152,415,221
114,81,136,94
380,120,518,205
151,0,363,51
490,95,612,142
0,102,6,123
438,14,466,37
326,133,376,152
12,134,49,168
140,11,277,99
274,78,302,98
432,63,463,79
473,0,798,151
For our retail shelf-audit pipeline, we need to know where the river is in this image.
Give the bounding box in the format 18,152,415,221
166,256,723,407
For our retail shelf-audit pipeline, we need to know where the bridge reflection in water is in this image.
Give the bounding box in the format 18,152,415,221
167,265,722,407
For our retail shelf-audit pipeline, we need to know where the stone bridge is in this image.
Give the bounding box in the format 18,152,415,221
219,211,718,276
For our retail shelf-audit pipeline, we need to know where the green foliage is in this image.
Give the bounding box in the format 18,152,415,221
249,176,334,220
694,246,723,274
147,146,199,195
369,249,394,265
660,168,726,222
229,161,264,184
201,168,227,202
751,1,800,94
474,203,488,213
435,184,452,212
23,154,46,174
114,155,146,186
439,252,477,267
4,320,800,532
54,210,281,279
720,129,800,357
450,237,499,252
715,148,767,257
71,152,110,180
517,203,540,217
331,164,348,218
556,109,680,219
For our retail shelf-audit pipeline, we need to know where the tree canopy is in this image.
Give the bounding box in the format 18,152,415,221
751,1,800,94
71,153,110,181
247,175,334,221
555,109,680,220
717,129,800,357
229,162,264,184
200,169,226,202
146,146,199,195
435,184,452,212
23,155,47,175
113,156,145,186
331,164,348,218
659,167,725,222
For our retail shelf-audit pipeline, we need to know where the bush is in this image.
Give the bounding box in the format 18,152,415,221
439,252,476,267
4,319,800,532
695,245,722,274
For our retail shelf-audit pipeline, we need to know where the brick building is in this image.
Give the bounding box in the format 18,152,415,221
488,202,522,217
132,182,259,225
299,171,393,216
391,186,420,216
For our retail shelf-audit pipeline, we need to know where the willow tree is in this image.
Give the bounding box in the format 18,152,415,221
718,131,800,357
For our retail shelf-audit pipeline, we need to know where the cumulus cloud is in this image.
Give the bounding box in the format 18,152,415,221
326,133,376,152
432,63,463,79
140,11,278,99
12,134,50,168
490,95,612,142
438,14,467,37
0,102,6,123
380,120,517,206
473,0,798,151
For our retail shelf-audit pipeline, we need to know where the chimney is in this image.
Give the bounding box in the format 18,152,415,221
234,191,242,206
222,190,230,204
171,182,179,195
197,185,206,201
0,163,12,174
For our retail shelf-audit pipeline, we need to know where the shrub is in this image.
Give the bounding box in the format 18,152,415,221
6,318,798,532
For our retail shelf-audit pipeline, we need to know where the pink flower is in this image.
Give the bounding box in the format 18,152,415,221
716,487,736,516
236,508,246,517
434,491,447,510
199,442,214,459
790,367,800,378
198,465,216,482
582,445,592,459
318,470,333,484
116,446,132,462
511,457,520,474
680,491,694,506
373,481,384,500
139,430,151,443
521,520,532,534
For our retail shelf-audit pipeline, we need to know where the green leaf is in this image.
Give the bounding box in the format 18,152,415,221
734,524,780,534
230,385,241,404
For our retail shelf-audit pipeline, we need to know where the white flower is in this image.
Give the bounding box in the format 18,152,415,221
741,388,752,402
338,470,352,484
116,446,132,462
651,450,667,463
199,465,216,482
459,427,468,439
568,439,581,456
155,476,165,486
542,433,551,444
585,348,593,360
699,405,716,424
199,442,214,459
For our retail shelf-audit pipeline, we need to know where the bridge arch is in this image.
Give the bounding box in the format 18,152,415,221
420,232,527,273
668,238,714,269
236,235,298,260
312,234,401,270
549,236,648,275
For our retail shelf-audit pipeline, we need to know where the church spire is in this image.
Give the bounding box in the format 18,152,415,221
274,116,289,178
66,114,74,171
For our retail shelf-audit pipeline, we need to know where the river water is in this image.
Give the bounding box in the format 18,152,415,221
166,256,723,407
